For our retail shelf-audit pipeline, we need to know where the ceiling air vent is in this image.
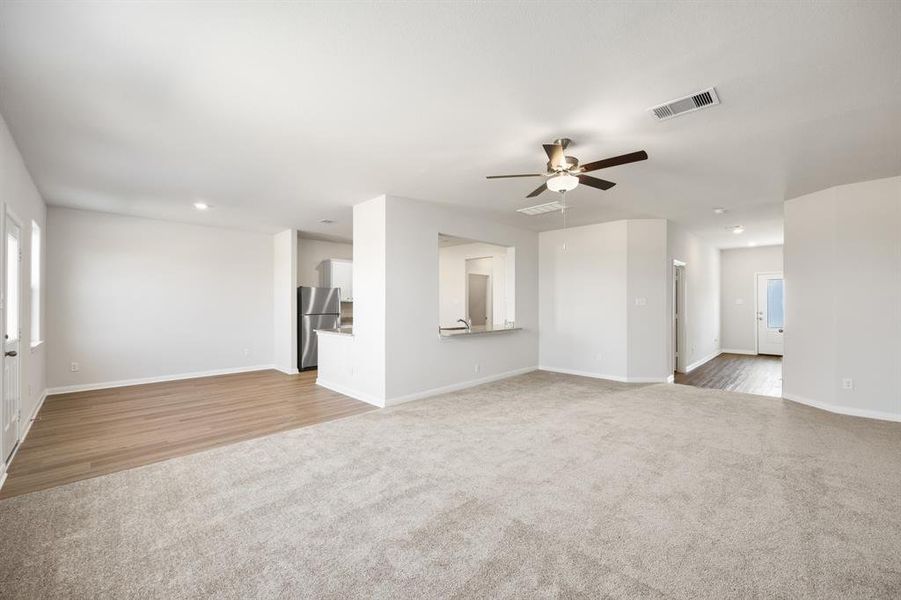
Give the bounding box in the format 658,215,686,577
649,87,720,121
517,200,564,216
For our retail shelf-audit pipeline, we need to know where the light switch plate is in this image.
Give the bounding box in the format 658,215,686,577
842,378,853,390
735,299,744,305
635,297,648,306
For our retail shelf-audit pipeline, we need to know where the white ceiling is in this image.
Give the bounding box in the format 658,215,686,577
1,2,899,248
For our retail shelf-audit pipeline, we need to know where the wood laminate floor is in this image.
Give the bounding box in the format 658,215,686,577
675,353,782,397
0,369,374,499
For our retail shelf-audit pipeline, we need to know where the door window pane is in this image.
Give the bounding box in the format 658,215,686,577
767,278,784,329
6,233,18,341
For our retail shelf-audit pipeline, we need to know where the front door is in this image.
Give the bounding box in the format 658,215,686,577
2,216,21,462
756,272,784,356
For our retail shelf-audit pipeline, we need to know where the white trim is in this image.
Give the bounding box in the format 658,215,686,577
0,388,46,493
18,388,46,442
720,348,757,355
666,374,675,384
315,379,385,408
782,393,901,423
539,366,671,384
46,365,278,396
386,366,539,406
273,366,299,375
540,365,628,382
320,367,543,408
683,349,722,373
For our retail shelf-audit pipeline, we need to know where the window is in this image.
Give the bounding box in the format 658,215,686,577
766,278,784,329
30,220,41,346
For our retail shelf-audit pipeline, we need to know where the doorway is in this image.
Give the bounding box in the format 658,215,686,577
467,273,490,327
2,212,22,463
756,271,784,356
465,256,493,327
673,261,686,373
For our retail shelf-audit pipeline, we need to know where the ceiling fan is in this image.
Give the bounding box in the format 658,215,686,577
486,138,648,198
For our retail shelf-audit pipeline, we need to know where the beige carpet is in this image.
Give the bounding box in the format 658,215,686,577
1,371,899,599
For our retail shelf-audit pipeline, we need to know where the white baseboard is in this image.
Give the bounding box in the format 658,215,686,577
0,388,48,493
46,364,279,396
386,366,540,407
539,366,628,382
782,393,901,423
315,379,385,408
18,389,48,442
721,348,757,355
684,349,722,373
538,366,671,384
274,366,299,375
666,374,675,384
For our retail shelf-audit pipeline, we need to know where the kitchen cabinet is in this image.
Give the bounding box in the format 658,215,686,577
320,258,353,302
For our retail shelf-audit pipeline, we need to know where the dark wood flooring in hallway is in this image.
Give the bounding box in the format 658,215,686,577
675,353,782,397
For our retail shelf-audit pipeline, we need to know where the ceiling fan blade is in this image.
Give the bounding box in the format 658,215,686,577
580,150,648,173
543,143,564,168
526,183,548,198
486,173,544,179
578,175,616,191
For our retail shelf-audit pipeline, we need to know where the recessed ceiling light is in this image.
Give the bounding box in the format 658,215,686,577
730,225,745,234
748,241,757,247
713,207,727,215
319,219,335,224
193,201,209,211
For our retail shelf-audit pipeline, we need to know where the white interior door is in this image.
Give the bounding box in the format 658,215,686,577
756,272,784,356
2,216,21,462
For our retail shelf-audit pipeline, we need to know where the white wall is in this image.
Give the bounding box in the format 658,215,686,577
272,229,297,374
46,208,276,389
720,245,783,353
784,176,901,421
0,113,47,451
296,236,352,288
539,221,628,379
438,242,510,327
628,220,669,380
667,224,721,373
318,195,538,406
384,196,538,402
539,219,671,382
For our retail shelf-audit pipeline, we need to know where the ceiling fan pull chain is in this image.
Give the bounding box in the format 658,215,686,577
561,191,567,251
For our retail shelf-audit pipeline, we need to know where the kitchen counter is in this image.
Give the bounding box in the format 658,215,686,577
438,324,521,338
317,326,353,336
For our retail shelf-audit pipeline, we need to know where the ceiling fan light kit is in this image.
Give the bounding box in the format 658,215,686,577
487,138,648,200
547,173,579,192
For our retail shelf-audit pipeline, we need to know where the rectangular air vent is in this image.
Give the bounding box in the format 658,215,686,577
649,87,720,121
517,200,563,216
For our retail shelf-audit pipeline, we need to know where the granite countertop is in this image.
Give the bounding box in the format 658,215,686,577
438,324,522,338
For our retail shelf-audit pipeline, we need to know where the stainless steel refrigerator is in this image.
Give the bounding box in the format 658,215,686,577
298,286,341,370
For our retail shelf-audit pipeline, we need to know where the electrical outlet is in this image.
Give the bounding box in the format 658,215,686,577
596,353,603,362
70,362,79,372
242,348,250,357
474,363,480,374
634,297,648,306
842,378,853,390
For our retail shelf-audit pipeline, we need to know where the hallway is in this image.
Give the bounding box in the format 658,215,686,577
675,353,782,397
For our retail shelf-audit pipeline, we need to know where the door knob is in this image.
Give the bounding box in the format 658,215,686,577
5,350,17,357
